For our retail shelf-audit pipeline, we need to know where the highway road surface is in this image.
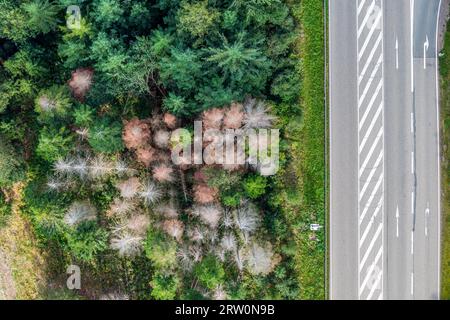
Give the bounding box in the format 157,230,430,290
329,0,443,299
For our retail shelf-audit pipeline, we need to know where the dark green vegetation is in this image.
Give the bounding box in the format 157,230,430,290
439,16,450,300
0,0,324,299
271,0,326,299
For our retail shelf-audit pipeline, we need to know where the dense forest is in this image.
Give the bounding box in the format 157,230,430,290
0,0,324,300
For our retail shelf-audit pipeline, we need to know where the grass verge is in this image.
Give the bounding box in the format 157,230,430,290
273,0,326,299
439,16,450,300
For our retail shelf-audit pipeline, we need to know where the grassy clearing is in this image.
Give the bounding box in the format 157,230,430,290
273,0,326,299
439,18,450,300
0,182,47,299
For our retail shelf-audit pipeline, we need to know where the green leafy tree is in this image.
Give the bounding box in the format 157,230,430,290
193,254,225,290
73,104,95,127
91,0,124,30
36,127,73,162
144,227,177,269
22,0,59,34
150,271,180,300
35,86,71,121
163,93,189,116
206,36,270,87
66,221,108,262
1,48,47,112
159,49,202,92
177,1,219,38
243,175,267,199
0,1,29,42
0,135,25,187
88,118,124,154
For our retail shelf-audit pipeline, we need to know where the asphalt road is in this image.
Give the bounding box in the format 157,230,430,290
329,0,442,300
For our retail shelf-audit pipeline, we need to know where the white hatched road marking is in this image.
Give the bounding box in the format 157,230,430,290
359,83,383,129
360,197,383,245
359,150,383,200
357,0,384,300
359,33,383,84
359,102,383,152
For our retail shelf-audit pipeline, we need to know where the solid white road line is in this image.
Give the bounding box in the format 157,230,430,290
411,191,415,215
410,0,414,92
425,203,430,237
396,205,400,238
424,35,429,70
435,0,442,299
395,37,399,69
436,0,442,298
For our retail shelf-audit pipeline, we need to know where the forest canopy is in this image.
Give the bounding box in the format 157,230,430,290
0,0,310,300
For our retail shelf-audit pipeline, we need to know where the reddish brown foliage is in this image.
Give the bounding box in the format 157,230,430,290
193,184,218,204
135,146,157,167
193,169,207,184
123,118,151,150
163,113,178,129
152,164,175,182
162,219,184,241
68,67,94,101
202,108,224,130
224,103,244,129
153,129,170,149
